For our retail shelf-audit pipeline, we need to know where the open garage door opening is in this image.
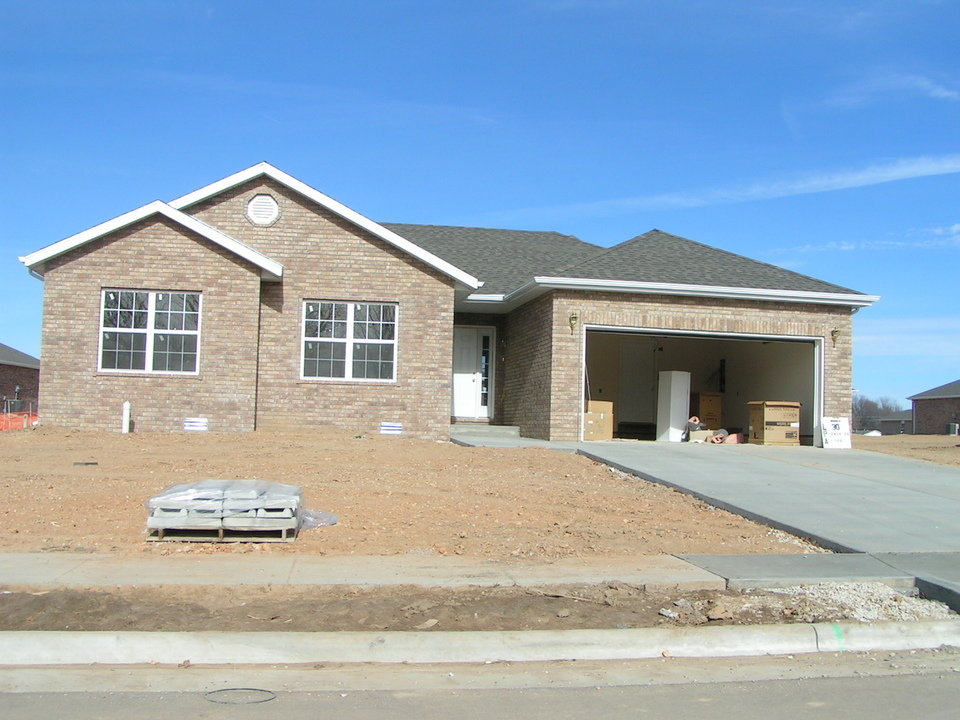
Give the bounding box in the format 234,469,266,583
584,328,822,445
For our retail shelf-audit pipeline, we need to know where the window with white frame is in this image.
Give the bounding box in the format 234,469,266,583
302,301,397,381
99,290,201,374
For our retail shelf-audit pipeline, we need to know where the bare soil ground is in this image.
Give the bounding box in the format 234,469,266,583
0,426,821,558
852,432,960,467
2,427,956,632
1,581,953,632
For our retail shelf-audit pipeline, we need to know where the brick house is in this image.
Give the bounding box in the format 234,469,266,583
908,379,960,434
20,163,877,443
0,342,40,412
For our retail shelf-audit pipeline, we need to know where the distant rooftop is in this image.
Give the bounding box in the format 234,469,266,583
0,342,39,370
909,378,960,401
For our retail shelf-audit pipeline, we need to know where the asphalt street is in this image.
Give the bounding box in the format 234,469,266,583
4,662,960,720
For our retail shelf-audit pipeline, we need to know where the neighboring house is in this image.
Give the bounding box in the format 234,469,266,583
908,379,960,435
878,409,914,435
19,163,878,443
0,342,40,412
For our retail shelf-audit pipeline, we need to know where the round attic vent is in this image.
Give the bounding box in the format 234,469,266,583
246,194,279,225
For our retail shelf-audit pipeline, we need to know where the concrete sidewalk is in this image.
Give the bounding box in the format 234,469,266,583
0,551,949,595
0,552,724,591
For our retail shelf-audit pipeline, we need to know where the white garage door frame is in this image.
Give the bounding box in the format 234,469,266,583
579,323,825,445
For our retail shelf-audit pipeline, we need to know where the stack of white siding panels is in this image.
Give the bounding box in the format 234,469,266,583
147,479,302,541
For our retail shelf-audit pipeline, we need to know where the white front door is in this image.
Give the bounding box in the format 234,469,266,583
452,326,494,419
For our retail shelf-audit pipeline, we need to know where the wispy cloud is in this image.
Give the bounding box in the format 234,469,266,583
830,73,960,107
757,1,919,38
924,222,960,236
773,229,960,255
527,0,631,10
855,317,960,358
0,66,500,128
773,220,960,254
490,154,960,222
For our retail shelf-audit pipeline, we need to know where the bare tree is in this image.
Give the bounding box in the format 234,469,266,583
852,394,904,432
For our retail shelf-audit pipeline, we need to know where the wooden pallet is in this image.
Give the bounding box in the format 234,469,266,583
146,526,298,542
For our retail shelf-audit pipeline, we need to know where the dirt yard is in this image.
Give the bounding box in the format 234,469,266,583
852,432,960,466
0,426,824,558
1,581,953,632
3,427,957,631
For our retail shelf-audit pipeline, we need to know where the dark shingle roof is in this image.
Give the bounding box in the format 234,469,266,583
382,224,865,298
556,230,861,294
0,342,40,369
909,379,960,400
381,223,602,295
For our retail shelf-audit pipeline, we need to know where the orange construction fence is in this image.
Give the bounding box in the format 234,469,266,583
0,412,39,431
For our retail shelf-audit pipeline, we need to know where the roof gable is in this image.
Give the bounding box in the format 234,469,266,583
171,163,481,290
557,230,861,295
20,201,284,281
525,229,877,307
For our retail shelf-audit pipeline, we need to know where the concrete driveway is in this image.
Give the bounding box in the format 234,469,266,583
453,428,960,554
577,441,960,555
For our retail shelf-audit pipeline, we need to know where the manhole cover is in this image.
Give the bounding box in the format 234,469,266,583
204,688,277,704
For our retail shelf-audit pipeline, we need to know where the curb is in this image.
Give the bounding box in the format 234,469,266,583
2,621,958,666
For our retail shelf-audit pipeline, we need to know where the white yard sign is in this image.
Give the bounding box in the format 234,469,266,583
821,417,852,449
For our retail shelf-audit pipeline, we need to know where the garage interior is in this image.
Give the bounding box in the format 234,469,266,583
584,329,819,443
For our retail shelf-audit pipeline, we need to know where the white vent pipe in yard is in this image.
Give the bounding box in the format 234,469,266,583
121,401,131,434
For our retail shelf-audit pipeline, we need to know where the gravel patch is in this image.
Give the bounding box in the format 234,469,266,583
768,582,957,622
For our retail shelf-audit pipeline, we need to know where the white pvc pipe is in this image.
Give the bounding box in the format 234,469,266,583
121,401,131,434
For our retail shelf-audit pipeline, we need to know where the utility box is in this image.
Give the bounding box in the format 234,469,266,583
748,401,802,446
584,400,614,441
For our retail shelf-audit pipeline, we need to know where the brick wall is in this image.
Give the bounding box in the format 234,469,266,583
500,294,556,438
912,398,960,434
39,217,262,432
184,179,455,440
505,290,855,441
0,364,39,409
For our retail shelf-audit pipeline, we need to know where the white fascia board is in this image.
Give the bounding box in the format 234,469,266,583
170,162,483,290
462,281,544,311
462,293,506,303
20,200,283,281
533,277,880,307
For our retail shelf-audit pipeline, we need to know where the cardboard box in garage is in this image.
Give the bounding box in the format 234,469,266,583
584,400,614,441
748,401,801,445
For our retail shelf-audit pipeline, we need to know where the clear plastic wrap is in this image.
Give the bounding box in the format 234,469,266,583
146,480,337,536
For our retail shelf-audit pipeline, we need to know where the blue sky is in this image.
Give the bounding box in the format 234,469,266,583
2,0,958,406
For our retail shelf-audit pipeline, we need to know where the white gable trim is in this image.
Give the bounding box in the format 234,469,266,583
170,162,482,290
529,277,880,307
20,201,284,280
459,276,878,312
